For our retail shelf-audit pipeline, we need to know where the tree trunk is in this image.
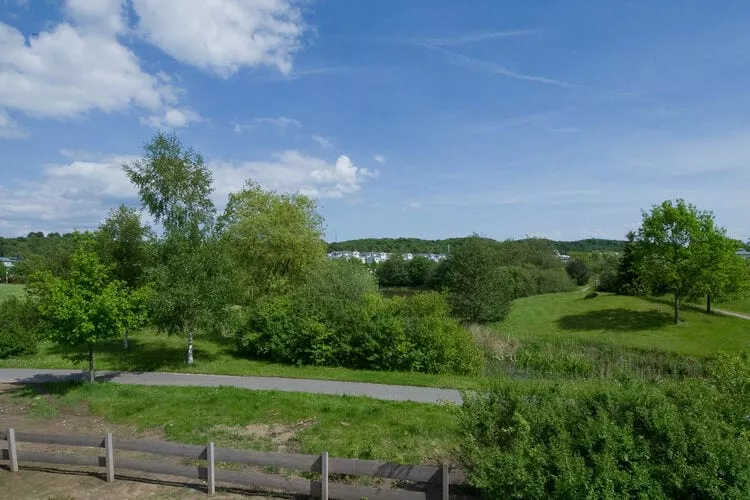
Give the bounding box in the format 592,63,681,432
123,328,129,349
88,343,95,383
673,289,680,325
706,293,712,314
187,329,194,365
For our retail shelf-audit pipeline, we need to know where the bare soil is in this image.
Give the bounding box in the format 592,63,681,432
0,384,294,499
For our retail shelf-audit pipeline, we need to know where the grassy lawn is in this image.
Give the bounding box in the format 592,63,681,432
0,283,25,300
494,289,750,358
15,382,460,464
716,295,750,315
0,329,482,390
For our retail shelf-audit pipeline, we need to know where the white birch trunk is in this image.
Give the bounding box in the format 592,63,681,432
123,329,129,349
187,330,194,365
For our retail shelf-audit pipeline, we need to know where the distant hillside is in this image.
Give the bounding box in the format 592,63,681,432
328,237,625,254
0,232,76,260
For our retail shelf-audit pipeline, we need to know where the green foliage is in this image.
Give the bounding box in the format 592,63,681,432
0,296,39,358
442,237,513,323
328,237,625,255
124,132,222,364
407,255,438,286
635,199,729,324
565,258,591,285
234,260,482,375
27,236,132,380
584,291,598,299
376,254,410,287
616,232,646,296
460,375,750,499
219,181,327,299
95,204,154,290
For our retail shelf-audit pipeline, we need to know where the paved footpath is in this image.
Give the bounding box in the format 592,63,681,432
0,369,463,405
714,308,750,321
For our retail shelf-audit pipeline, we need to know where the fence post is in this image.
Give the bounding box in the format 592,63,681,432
104,432,115,483
442,462,450,500
207,442,215,496
7,428,18,472
320,451,328,500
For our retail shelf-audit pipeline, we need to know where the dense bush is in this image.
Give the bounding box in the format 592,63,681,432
565,258,591,285
0,296,39,358
528,266,573,295
460,366,750,499
235,261,482,375
584,291,598,299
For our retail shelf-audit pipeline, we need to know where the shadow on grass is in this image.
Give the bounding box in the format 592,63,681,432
557,308,673,332
47,337,223,372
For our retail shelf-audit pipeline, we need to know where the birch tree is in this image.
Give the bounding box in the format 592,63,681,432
124,132,216,364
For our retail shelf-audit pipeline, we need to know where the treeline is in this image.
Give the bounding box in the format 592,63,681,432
0,232,76,260
329,237,625,254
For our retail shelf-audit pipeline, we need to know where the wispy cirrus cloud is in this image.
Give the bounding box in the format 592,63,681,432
409,29,538,46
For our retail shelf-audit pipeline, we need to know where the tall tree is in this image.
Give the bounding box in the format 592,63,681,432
218,181,326,302
635,199,716,324
616,231,645,296
95,205,154,348
124,132,217,364
28,236,131,382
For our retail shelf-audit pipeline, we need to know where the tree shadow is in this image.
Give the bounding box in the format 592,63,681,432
557,308,673,332
47,337,222,372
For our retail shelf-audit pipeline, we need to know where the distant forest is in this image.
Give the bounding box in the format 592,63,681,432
327,237,627,254
0,232,76,260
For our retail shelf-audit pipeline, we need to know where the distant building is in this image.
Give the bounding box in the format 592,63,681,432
327,251,447,264
0,256,21,268
554,250,570,263
737,249,750,260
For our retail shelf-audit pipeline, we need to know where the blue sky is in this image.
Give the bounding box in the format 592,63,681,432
1,0,749,242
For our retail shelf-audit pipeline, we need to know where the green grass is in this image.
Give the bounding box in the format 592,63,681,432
0,283,25,300
15,382,460,464
0,329,481,390
494,289,750,358
717,295,750,315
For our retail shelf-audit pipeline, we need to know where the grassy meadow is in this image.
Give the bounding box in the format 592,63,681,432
0,283,25,300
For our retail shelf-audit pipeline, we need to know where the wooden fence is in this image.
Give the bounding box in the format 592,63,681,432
1,428,469,499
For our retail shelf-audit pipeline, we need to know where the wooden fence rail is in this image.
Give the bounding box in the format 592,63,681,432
1,428,468,500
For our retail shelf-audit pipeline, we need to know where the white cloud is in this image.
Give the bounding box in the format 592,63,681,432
0,155,138,233
0,6,198,133
65,0,126,34
211,151,377,200
255,116,302,130
373,154,386,164
132,0,306,76
311,135,333,149
143,107,201,129
0,110,27,139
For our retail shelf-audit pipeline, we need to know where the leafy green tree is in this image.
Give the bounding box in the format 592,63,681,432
377,254,410,287
565,258,591,286
27,237,131,382
615,232,645,296
635,199,717,324
218,181,326,301
689,229,749,313
124,132,217,364
95,205,154,348
442,236,512,323
407,255,437,287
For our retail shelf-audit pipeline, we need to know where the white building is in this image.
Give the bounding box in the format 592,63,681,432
737,249,750,260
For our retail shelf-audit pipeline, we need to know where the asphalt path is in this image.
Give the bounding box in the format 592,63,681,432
0,368,463,405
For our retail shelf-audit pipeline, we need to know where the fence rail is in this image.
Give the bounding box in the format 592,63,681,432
1,428,468,499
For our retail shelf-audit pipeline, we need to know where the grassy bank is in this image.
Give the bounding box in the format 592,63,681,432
14,382,460,464
0,329,482,389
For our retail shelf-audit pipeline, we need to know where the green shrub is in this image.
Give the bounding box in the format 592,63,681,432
584,291,598,299
566,258,591,286
528,266,573,295
0,296,39,358
234,260,482,375
460,378,750,499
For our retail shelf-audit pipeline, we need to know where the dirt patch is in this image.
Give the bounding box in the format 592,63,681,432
212,419,316,452
0,384,293,499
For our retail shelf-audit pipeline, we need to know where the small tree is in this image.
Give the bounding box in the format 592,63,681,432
407,255,437,287
690,232,749,313
442,236,512,323
28,237,130,382
565,258,591,286
95,205,154,348
377,254,410,287
218,181,326,301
